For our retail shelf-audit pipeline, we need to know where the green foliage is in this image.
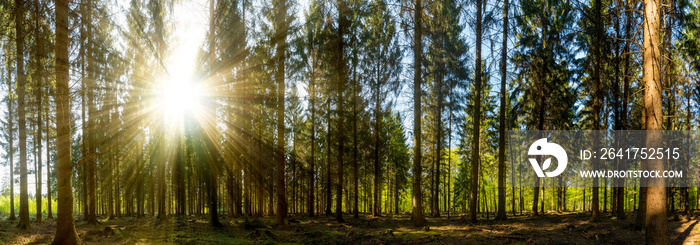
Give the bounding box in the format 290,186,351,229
454,75,497,212
514,0,577,130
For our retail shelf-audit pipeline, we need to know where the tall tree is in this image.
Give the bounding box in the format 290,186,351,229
411,0,426,227
84,0,98,225
31,0,45,223
3,41,16,221
46,103,52,220
363,0,401,218
273,0,289,226
496,0,509,221
441,0,469,219
643,0,669,243
302,0,326,217
469,0,484,223
515,0,576,216
590,0,605,222
334,0,349,223
426,0,445,218
148,0,170,222
206,0,223,227
15,0,30,230
52,0,82,243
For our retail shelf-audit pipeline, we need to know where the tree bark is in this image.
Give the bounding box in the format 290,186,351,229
469,0,483,223
495,0,509,221
207,0,223,227
51,0,82,242
353,64,359,219
373,73,381,217
84,0,99,225
15,0,30,230
274,0,288,226
47,99,53,220
308,52,316,217
643,0,669,243
590,0,604,222
32,0,43,223
433,46,442,218
325,98,332,216
335,0,347,223
6,43,16,221
411,0,426,227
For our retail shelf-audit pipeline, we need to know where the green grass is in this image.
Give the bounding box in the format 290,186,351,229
0,195,58,218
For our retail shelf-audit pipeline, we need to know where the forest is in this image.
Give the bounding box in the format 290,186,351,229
0,0,699,244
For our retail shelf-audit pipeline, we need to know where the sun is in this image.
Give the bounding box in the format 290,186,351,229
160,48,204,128
160,3,208,131
162,79,202,121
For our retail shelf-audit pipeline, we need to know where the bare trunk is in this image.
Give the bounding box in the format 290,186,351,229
206,0,223,227
411,0,426,227
275,0,287,226
335,0,347,223
6,43,16,221
15,0,30,229
47,102,52,219
469,0,483,223
590,0,603,222
373,79,381,217
325,98,332,216
309,57,316,217
643,0,669,243
52,0,82,242
85,0,98,225
353,67,359,219
495,0,509,220
33,0,43,223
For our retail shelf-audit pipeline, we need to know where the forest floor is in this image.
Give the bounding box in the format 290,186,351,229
0,211,699,244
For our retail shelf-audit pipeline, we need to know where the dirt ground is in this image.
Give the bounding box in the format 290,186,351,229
0,211,698,244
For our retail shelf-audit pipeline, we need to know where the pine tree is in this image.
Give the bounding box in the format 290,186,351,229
643,0,669,243
514,0,576,215
496,0,509,220
2,40,17,221
52,0,82,242
469,0,484,223
15,0,31,229
362,0,401,218
411,0,427,227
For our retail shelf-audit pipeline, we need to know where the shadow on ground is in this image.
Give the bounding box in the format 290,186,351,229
0,211,698,244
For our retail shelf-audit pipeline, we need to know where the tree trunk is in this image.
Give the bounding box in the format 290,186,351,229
52,0,82,242
47,101,53,220
32,0,43,223
108,132,114,220
411,0,426,227
434,54,442,218
590,0,603,222
176,136,186,216
206,0,223,227
335,0,347,224
373,79,381,217
614,0,628,221
273,0,288,226
326,98,332,216
309,55,316,217
353,65,359,219
15,0,30,230
5,43,16,221
84,0,99,225
495,0,509,221
469,0,483,223
642,0,669,243
116,134,121,218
